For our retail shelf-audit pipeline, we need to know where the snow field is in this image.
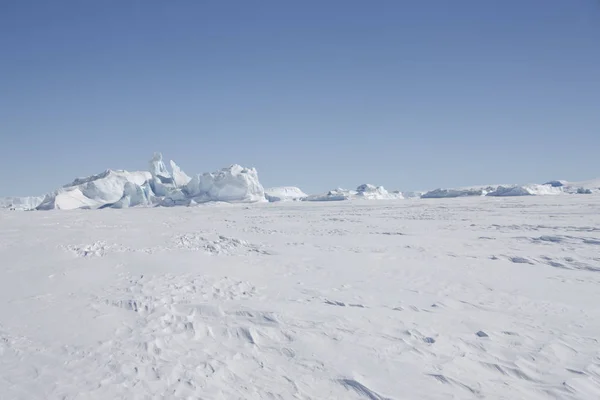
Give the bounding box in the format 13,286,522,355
1,196,600,399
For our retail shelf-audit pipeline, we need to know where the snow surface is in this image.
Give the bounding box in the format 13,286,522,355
265,186,307,202
1,196,600,399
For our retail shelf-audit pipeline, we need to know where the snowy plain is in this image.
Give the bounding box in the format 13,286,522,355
1,196,600,399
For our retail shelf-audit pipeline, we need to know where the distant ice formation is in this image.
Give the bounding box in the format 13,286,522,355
31,154,266,210
265,187,307,202
1,155,598,211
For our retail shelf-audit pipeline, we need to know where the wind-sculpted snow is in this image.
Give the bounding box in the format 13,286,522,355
2,196,600,399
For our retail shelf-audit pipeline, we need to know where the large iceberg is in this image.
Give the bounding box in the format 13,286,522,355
34,154,265,210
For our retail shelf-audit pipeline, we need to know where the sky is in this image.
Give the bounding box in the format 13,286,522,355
1,0,599,196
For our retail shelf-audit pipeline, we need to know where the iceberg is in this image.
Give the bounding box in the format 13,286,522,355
265,187,307,202
185,164,266,204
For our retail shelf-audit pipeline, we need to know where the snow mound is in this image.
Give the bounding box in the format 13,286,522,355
183,165,266,204
38,170,152,210
0,196,44,210
265,187,307,202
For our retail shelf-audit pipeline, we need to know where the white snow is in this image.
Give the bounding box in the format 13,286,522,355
265,186,307,202
1,196,600,399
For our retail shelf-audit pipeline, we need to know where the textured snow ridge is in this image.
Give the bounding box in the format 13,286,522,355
265,187,307,202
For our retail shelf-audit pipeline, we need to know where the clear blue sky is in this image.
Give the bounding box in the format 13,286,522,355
1,0,599,196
